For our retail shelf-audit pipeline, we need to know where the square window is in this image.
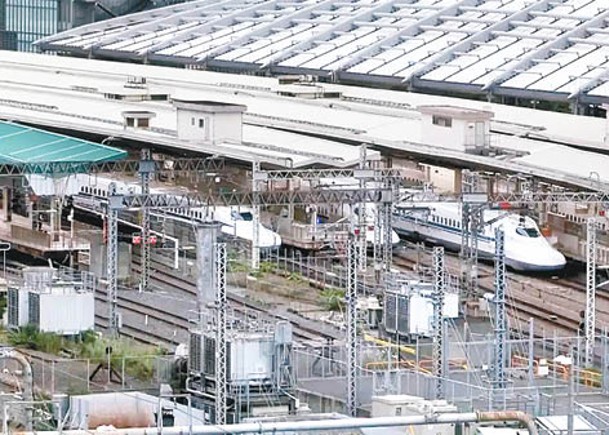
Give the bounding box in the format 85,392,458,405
432,115,452,127
199,119,205,128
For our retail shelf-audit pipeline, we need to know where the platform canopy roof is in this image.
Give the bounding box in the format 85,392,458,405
37,0,609,105
0,121,127,164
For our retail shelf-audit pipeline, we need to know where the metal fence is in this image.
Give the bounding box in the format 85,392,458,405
292,332,606,415
11,354,174,396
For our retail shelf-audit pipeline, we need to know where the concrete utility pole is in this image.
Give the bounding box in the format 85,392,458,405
195,223,219,325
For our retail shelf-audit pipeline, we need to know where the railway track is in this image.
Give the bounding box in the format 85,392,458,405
392,248,609,343
114,260,341,343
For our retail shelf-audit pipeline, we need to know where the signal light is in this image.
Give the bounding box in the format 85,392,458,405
133,234,157,245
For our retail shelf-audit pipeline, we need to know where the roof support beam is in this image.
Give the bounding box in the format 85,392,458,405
481,7,609,91
260,0,408,69
400,0,552,83
141,0,284,55
331,0,479,73
37,0,232,46
190,0,361,63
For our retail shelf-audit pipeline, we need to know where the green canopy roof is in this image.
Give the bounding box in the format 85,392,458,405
0,121,127,164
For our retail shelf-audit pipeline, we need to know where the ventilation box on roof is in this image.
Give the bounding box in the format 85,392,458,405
277,83,342,99
172,99,247,144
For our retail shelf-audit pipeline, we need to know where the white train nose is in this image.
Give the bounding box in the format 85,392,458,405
518,247,566,271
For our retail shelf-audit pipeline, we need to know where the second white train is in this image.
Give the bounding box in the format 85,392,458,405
393,199,566,272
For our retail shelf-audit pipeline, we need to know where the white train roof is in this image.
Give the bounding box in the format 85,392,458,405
36,0,609,105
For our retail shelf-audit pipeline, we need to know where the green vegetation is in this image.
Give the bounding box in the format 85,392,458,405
228,259,250,273
249,261,276,278
7,326,164,381
286,271,304,283
320,288,345,312
8,324,64,354
79,336,164,381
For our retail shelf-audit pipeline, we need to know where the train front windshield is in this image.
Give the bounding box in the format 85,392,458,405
516,227,540,238
235,211,253,221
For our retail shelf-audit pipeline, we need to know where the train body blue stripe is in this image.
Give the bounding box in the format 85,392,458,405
393,214,495,243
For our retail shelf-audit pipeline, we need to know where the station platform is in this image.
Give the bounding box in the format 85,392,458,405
0,214,89,258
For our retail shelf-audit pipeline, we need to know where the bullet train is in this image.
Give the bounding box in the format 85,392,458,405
53,174,282,250
393,195,566,272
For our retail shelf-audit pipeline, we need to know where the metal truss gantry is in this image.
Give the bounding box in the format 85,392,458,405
215,242,228,425
0,158,225,176
346,238,359,417
104,185,393,338
585,217,598,366
432,246,446,400
492,228,507,394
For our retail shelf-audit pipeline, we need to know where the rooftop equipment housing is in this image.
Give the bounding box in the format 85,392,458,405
418,105,494,155
172,99,247,145
383,280,459,340
7,267,95,335
187,320,295,423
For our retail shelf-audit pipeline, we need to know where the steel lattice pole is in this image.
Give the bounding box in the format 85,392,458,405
460,202,472,300
432,246,445,399
382,197,393,272
373,203,383,281
139,148,153,292
346,238,359,417
585,217,597,366
357,145,367,272
107,182,119,336
251,161,261,271
493,228,507,391
215,243,227,425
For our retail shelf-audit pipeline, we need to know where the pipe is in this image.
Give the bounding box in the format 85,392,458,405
19,410,538,435
0,347,33,431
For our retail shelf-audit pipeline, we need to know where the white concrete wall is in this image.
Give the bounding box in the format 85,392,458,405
214,112,243,143
423,164,459,193
420,114,490,150
420,114,467,149
176,110,242,143
176,110,209,141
